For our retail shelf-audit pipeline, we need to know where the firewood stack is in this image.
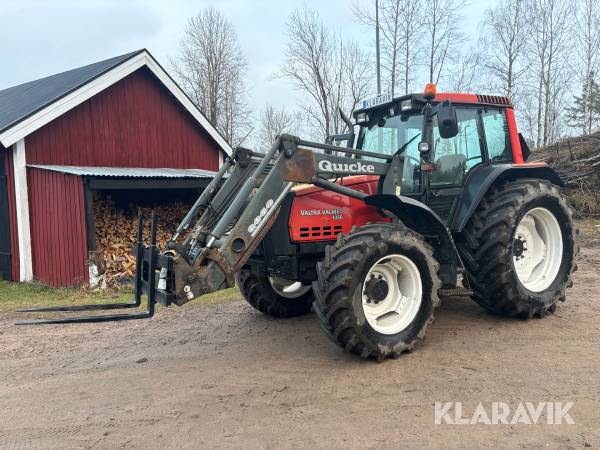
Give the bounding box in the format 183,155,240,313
92,193,191,286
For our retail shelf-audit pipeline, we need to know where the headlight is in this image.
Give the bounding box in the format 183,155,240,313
400,99,412,111
355,112,369,124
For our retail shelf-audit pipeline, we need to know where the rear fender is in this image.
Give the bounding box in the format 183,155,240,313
451,163,563,232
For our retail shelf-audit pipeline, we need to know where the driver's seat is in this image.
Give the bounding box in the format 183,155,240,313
431,154,467,187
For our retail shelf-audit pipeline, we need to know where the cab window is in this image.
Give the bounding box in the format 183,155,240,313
360,114,422,194
482,108,512,162
431,108,482,188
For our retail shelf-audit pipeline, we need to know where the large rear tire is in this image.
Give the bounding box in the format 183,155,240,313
458,179,578,318
236,267,314,318
313,223,441,361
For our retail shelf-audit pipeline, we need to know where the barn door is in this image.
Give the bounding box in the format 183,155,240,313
0,154,12,281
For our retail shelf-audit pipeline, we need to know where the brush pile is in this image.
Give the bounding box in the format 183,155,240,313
532,132,600,216
92,194,191,285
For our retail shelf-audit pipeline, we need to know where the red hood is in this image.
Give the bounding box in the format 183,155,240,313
292,175,380,197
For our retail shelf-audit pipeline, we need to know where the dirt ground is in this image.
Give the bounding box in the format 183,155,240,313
1,240,599,449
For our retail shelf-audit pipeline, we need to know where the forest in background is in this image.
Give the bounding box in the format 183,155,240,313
170,0,600,214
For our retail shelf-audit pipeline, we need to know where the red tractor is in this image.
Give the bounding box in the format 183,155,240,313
20,85,578,361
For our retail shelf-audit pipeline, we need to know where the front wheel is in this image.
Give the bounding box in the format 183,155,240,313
313,223,441,361
236,267,314,318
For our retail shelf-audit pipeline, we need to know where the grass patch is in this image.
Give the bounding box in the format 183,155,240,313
569,191,600,216
0,281,241,316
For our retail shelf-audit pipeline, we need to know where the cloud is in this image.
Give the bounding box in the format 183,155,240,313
0,0,162,88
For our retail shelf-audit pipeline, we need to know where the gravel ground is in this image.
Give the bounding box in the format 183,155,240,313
0,245,598,449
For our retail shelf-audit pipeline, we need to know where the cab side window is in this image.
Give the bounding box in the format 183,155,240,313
482,109,512,162
431,108,482,188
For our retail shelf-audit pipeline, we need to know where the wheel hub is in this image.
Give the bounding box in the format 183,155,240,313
513,207,563,292
361,254,423,335
364,275,389,303
513,237,527,258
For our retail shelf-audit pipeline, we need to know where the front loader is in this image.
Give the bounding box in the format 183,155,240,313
19,84,578,361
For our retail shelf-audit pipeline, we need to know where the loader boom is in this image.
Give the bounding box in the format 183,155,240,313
166,133,398,305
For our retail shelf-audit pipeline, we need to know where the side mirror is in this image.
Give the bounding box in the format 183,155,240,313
436,101,459,139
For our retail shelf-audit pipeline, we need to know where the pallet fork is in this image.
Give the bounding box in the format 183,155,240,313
16,211,172,325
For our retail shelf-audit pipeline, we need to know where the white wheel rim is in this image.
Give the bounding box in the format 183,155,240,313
361,254,423,335
268,277,311,298
513,207,563,292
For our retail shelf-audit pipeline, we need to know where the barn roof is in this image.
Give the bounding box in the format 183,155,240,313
0,51,143,135
0,50,233,156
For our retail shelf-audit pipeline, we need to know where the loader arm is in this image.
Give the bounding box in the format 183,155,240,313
166,134,395,305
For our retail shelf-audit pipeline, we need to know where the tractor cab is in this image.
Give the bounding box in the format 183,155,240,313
353,87,518,220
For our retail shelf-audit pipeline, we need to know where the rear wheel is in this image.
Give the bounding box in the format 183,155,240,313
458,179,577,318
313,223,441,361
236,267,314,318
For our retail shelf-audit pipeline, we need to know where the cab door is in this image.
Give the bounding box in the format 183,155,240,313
428,107,485,221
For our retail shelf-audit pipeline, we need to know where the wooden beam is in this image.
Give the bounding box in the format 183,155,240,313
13,139,33,281
83,179,96,252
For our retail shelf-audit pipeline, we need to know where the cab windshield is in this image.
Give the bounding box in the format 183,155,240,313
359,114,423,194
358,107,497,194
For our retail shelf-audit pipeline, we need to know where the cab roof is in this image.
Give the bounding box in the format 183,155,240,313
354,92,512,117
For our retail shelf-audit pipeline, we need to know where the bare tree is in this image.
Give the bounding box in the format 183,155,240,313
480,0,528,100
447,49,483,92
527,0,574,146
329,41,373,135
422,0,466,84
171,7,251,146
257,105,295,149
279,7,332,140
397,0,422,94
353,0,422,96
577,0,600,86
280,7,372,140
219,69,252,146
574,0,600,134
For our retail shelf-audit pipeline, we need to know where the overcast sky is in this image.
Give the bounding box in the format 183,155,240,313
0,0,496,115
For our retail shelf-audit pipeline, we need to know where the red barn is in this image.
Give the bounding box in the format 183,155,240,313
0,50,231,286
